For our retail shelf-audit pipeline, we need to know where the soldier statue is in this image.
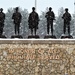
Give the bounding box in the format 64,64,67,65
28,7,39,35
45,7,55,35
0,8,5,35
62,8,71,35
12,7,22,35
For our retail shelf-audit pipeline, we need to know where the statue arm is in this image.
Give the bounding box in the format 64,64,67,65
19,13,22,19
20,14,22,20
12,13,15,19
28,14,30,22
19,13,22,22
3,14,5,23
69,14,71,21
62,14,64,19
37,14,40,21
52,12,55,20
28,14,31,25
45,13,48,18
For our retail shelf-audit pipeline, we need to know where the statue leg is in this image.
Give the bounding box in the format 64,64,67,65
0,24,1,35
0,25,3,35
31,28,33,35
34,28,36,35
64,22,66,34
0,28,2,35
17,24,20,35
1,23,4,35
51,21,53,35
0,23,4,35
1,28,3,35
68,24,70,35
47,23,49,34
15,24,16,35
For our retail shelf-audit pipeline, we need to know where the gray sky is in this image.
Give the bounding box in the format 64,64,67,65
0,0,75,15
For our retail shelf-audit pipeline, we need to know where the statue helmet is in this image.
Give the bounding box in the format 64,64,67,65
0,8,3,11
15,7,19,11
65,8,68,12
49,7,52,10
32,7,35,10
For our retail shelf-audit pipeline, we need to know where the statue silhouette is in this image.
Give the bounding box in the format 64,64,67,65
0,8,5,35
62,8,71,35
28,7,39,35
12,7,22,35
45,7,55,35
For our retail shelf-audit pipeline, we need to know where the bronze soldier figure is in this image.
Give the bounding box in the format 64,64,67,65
45,7,55,35
0,8,5,35
62,8,71,35
28,7,39,35
12,7,22,35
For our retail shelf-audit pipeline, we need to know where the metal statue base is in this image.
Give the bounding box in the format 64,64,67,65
61,34,73,39
44,35,56,39
11,35,23,38
0,35,6,38
28,35,40,39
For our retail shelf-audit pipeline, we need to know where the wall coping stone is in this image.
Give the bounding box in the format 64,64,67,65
0,39,75,44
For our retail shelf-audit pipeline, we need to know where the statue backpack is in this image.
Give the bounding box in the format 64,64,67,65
0,12,4,23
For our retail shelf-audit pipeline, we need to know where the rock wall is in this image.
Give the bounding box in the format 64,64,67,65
0,40,75,75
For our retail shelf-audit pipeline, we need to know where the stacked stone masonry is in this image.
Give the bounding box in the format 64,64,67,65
0,40,75,75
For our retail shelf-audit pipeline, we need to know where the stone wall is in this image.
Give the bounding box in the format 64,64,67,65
0,40,75,75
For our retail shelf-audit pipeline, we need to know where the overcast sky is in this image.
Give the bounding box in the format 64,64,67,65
0,0,75,15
